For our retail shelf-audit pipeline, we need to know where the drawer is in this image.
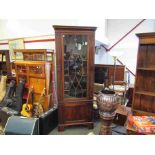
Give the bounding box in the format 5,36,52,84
29,65,45,77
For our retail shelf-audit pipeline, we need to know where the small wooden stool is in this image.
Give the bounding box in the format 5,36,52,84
113,104,131,126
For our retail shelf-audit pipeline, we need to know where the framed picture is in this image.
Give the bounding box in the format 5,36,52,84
8,38,25,60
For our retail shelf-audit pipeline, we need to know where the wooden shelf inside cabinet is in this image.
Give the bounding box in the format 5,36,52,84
137,67,155,71
17,73,27,76
135,91,155,97
132,109,155,116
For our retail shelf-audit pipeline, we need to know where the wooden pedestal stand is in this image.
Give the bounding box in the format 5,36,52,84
97,90,118,135
99,115,114,135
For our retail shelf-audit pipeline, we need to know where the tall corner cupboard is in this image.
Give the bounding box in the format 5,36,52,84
53,25,97,131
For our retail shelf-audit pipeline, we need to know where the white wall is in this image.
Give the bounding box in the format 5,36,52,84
0,19,79,50
0,19,107,48
95,19,155,84
0,19,78,40
95,47,113,64
106,19,155,69
107,19,155,47
0,19,107,40
77,19,108,44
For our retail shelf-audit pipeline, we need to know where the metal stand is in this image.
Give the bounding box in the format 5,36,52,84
113,56,117,91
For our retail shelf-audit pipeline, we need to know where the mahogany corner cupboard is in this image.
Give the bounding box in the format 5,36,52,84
53,25,97,131
132,33,155,116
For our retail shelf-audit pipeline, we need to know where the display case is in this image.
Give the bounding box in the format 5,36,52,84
53,25,97,131
132,33,155,116
14,49,54,111
95,64,125,86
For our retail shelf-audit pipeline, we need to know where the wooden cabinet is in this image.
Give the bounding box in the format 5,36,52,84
53,25,97,131
132,33,155,116
95,64,125,86
0,50,12,76
14,49,54,111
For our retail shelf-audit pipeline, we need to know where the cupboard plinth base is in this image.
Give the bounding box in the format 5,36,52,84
58,122,94,132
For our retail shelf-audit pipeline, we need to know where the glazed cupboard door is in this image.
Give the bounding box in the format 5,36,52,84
53,26,96,131
63,34,88,99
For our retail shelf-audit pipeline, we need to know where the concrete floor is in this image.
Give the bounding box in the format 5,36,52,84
49,120,127,135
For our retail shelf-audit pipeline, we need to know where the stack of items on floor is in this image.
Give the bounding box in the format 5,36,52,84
0,76,7,103
0,78,25,122
0,49,59,135
0,75,58,135
127,116,155,134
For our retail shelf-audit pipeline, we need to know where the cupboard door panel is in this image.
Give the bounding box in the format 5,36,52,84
29,78,45,94
60,103,92,124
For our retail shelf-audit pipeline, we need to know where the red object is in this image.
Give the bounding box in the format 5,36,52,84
24,38,55,43
0,42,8,45
23,94,28,100
128,116,155,134
0,38,55,45
24,83,29,88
